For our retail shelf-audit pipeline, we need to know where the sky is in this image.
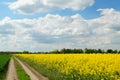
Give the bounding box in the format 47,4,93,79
0,0,120,51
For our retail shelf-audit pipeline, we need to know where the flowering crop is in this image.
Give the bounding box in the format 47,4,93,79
15,54,120,80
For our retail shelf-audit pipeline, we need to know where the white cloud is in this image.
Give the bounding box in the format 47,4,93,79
0,8,120,51
0,14,89,51
8,0,94,14
88,8,120,49
89,8,120,34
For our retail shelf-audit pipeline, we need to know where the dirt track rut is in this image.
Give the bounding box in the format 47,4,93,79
5,58,18,80
14,57,48,80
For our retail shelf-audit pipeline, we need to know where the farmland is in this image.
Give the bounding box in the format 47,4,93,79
0,53,119,80
0,55,10,80
0,54,48,80
15,54,120,80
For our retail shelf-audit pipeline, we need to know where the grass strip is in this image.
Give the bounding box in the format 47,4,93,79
14,58,31,80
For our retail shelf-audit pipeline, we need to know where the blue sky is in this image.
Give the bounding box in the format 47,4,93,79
0,0,120,19
0,0,120,51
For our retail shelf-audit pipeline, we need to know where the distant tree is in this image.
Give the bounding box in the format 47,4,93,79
72,49,83,53
51,49,60,53
84,48,90,53
23,51,29,54
98,49,103,53
107,49,113,53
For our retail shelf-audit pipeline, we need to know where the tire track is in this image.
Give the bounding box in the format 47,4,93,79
14,57,48,80
5,58,18,80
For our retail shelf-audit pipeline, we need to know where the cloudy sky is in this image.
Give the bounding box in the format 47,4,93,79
0,0,120,51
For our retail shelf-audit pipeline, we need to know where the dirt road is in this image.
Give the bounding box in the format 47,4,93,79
5,58,18,80
15,57,48,80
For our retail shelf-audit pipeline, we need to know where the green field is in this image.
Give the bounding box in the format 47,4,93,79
0,55,10,80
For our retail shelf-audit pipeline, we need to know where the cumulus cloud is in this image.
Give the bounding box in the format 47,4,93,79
0,17,15,36
89,8,120,34
0,14,90,51
8,0,94,14
88,8,120,49
0,8,120,51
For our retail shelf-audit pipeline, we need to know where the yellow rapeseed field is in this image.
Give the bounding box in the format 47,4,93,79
15,54,120,80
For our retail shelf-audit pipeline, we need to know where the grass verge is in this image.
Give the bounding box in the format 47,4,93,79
14,58,31,80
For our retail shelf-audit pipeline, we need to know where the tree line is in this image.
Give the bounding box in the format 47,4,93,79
50,48,120,54
0,48,120,54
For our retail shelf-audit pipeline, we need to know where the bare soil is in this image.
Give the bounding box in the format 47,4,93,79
5,58,18,80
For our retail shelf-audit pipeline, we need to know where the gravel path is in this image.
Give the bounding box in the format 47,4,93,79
5,58,18,80
15,57,48,80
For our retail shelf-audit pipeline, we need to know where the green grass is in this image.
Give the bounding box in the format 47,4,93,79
0,55,10,70
0,55,10,80
14,58,30,80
